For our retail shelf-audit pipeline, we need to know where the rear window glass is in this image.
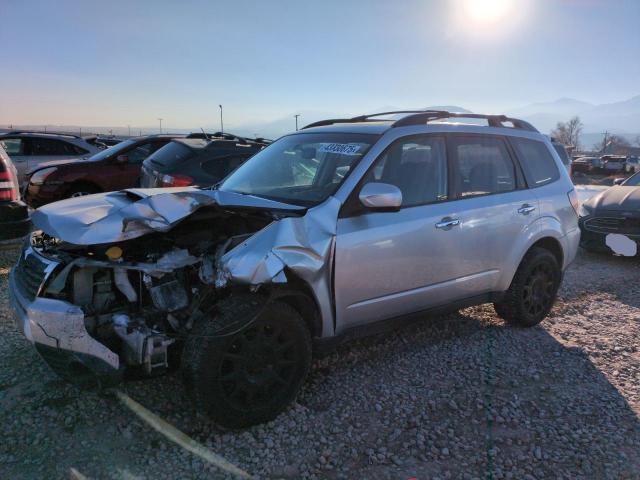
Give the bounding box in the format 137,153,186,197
145,141,193,166
511,138,560,187
552,143,570,166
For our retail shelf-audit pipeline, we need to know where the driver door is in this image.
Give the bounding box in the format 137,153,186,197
334,135,474,332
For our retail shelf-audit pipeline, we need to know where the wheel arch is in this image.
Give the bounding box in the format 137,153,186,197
268,273,323,339
65,179,102,196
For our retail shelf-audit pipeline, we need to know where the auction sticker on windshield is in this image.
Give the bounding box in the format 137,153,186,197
319,143,362,155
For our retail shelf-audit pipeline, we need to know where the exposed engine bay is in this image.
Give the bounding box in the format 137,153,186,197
11,187,338,384
30,204,275,376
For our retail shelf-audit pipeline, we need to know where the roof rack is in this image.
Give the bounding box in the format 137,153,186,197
302,110,429,130
185,131,271,146
2,130,84,139
392,111,539,132
302,110,539,133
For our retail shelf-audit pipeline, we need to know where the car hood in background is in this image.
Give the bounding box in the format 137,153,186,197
26,156,92,174
584,185,640,212
31,187,305,245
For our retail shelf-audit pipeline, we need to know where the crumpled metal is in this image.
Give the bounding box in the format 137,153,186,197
215,197,341,334
31,187,304,245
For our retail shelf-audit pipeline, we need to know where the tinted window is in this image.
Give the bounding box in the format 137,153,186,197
126,143,154,164
451,136,516,197
623,172,640,186
367,136,447,207
145,142,194,167
552,143,570,166
201,154,250,181
30,138,81,156
1,138,24,155
512,138,560,187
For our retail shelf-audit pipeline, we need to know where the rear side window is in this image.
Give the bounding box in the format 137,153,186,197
30,138,83,156
146,142,194,166
201,154,250,181
0,138,24,155
450,136,516,197
511,138,560,187
552,143,570,166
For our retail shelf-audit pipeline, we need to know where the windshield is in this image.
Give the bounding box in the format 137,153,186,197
219,132,379,206
623,171,640,186
87,139,138,161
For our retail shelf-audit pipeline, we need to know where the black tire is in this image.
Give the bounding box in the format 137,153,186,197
181,294,312,429
65,183,100,199
493,247,561,327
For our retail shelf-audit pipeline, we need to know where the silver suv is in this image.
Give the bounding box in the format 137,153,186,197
0,131,102,184
9,111,580,428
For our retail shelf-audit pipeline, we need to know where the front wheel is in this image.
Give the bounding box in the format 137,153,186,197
182,295,312,428
494,247,561,327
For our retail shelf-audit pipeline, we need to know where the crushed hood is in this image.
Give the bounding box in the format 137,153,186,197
585,185,640,213
31,187,305,245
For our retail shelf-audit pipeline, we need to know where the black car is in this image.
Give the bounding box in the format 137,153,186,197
141,134,269,188
0,145,30,247
578,171,640,255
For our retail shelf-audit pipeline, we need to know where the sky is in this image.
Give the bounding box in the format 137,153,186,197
1,0,639,134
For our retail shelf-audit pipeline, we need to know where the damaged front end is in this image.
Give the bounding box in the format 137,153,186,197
9,187,335,386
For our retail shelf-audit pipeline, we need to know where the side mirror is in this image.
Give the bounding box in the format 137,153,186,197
359,182,402,210
115,154,128,164
613,178,625,185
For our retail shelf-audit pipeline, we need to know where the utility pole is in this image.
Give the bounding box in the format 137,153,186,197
158,118,163,134
219,105,224,134
294,114,300,131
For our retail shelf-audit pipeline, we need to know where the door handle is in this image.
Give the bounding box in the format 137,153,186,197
517,204,536,215
435,217,460,230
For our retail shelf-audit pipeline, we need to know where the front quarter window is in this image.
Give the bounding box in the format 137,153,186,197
219,133,378,206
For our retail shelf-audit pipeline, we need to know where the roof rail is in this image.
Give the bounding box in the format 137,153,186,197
302,110,433,130
2,130,84,139
301,110,538,133
391,111,539,132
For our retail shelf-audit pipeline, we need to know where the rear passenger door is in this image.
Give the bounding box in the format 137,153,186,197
445,135,540,292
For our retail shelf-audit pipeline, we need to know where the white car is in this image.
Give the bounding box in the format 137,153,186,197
0,131,102,185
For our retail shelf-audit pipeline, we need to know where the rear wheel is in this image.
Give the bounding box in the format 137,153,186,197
182,295,311,428
494,247,561,327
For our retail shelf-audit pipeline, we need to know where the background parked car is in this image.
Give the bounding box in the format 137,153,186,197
141,134,269,188
0,131,102,185
601,155,627,173
624,156,639,174
579,170,640,255
572,156,602,174
0,144,30,247
25,134,183,207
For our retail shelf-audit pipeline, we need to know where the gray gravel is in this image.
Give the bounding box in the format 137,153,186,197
1,246,639,479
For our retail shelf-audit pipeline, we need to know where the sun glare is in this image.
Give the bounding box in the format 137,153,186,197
464,0,513,24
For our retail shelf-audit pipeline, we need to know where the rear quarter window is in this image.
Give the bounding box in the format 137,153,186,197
511,138,560,188
146,142,194,167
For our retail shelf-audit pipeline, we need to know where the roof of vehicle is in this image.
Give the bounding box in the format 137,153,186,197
172,136,268,150
0,131,89,140
299,110,540,137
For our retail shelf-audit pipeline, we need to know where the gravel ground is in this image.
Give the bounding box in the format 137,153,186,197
1,245,639,480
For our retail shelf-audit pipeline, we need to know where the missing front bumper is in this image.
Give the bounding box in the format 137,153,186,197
9,270,122,383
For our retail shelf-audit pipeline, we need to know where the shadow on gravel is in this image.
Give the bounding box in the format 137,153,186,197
1,243,639,479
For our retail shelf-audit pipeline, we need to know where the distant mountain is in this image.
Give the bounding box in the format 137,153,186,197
508,96,640,135
508,98,594,118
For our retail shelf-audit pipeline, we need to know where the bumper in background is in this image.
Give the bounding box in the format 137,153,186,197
9,268,122,384
579,225,640,256
0,200,30,245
